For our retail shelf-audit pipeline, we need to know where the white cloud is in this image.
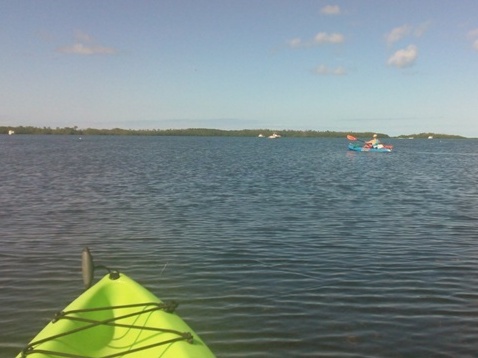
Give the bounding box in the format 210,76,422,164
385,22,430,45
468,28,478,51
414,21,431,37
57,32,117,55
287,32,344,48
75,31,94,43
287,38,303,48
385,25,412,45
314,32,345,44
57,43,117,55
314,64,347,76
314,65,328,74
387,45,418,68
467,28,478,38
321,5,341,15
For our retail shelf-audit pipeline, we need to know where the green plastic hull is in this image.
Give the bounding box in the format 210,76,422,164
18,273,215,357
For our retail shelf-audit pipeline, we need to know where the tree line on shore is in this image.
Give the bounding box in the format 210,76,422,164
0,126,465,139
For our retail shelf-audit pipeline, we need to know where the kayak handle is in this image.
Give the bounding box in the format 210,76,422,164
82,247,119,289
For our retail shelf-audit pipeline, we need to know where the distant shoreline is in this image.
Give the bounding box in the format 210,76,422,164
0,126,468,139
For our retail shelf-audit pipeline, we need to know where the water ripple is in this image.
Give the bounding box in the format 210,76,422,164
1,137,478,357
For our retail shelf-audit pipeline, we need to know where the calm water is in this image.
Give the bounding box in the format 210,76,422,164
1,135,478,357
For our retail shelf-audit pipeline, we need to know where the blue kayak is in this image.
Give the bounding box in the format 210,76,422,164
348,143,392,152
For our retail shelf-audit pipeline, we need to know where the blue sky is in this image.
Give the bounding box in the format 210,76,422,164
1,0,478,136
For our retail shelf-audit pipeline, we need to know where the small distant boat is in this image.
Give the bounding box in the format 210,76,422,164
348,143,393,153
8,130,14,135
268,133,281,139
258,134,264,137
428,136,433,139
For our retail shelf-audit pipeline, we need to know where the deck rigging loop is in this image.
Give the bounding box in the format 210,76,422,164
21,301,192,358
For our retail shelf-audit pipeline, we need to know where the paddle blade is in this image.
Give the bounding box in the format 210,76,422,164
347,135,357,141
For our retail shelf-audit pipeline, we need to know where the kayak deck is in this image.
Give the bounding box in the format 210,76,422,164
18,273,215,358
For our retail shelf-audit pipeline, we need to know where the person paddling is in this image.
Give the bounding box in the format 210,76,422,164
365,134,383,148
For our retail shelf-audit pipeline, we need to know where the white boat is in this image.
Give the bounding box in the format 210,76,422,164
8,130,14,135
268,133,281,139
258,134,264,137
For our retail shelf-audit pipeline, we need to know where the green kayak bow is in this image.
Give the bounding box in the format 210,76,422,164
18,248,215,358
